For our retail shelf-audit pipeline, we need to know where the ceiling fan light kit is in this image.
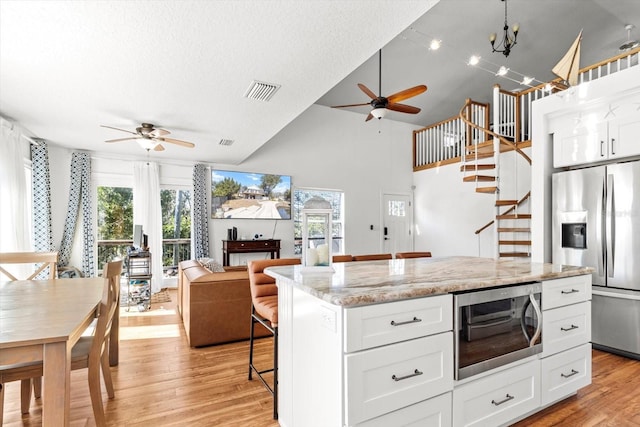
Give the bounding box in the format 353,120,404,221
489,0,519,57
619,24,640,52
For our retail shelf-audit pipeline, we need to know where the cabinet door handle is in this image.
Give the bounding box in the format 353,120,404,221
390,316,422,326
561,369,579,378
600,140,605,157
561,324,579,332
561,288,579,294
491,394,514,406
392,369,423,381
611,138,616,155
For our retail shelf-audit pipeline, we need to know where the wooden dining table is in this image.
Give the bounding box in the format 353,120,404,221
0,277,119,426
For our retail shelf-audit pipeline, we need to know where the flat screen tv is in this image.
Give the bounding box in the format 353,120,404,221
211,170,292,219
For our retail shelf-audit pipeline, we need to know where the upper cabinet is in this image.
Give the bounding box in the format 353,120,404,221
553,91,640,168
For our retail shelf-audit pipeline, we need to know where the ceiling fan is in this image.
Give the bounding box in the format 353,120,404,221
331,49,427,121
101,122,195,151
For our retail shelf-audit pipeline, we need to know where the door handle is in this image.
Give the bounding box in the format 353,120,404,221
384,227,388,236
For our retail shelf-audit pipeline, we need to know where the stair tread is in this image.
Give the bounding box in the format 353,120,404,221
460,164,496,171
499,240,532,245
476,186,497,194
498,227,531,232
463,175,495,182
495,199,518,206
465,151,494,160
496,213,532,220
499,252,531,257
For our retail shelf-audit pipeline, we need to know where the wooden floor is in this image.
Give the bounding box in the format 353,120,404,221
3,289,640,426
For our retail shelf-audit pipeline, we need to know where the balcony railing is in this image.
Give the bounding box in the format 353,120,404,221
97,238,191,277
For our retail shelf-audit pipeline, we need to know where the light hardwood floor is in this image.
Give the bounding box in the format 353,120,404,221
2,289,639,426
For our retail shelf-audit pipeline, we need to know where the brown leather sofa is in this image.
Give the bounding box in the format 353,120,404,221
178,260,268,347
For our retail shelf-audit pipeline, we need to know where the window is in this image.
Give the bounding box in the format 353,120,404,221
293,188,344,255
96,186,134,268
160,188,191,277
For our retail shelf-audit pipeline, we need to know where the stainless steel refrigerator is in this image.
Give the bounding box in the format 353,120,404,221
552,160,640,359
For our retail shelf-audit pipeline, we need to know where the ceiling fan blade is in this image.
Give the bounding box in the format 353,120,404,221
365,113,374,122
105,137,140,143
386,85,427,104
387,103,421,114
153,144,166,152
100,125,137,135
149,128,170,137
357,83,378,100
331,103,370,108
155,137,195,148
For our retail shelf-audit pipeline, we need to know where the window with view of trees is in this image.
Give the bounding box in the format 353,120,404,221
293,188,344,255
96,186,191,277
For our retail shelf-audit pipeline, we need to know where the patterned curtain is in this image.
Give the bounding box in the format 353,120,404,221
31,141,53,252
192,164,209,259
58,152,95,277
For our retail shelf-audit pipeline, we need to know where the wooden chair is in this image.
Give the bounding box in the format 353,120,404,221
247,258,301,420
0,251,58,280
332,254,353,262
352,253,392,261
0,259,122,426
395,251,433,259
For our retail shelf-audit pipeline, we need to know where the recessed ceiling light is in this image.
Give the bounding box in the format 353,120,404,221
429,39,441,50
468,55,481,66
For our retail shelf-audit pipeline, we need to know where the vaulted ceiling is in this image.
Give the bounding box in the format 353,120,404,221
1,1,639,165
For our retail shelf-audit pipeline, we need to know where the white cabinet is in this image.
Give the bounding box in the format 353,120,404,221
345,332,453,425
357,392,452,427
553,92,640,168
541,343,592,406
453,360,540,427
343,295,453,425
542,301,591,356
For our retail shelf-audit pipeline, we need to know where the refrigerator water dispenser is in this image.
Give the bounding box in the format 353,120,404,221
561,223,586,249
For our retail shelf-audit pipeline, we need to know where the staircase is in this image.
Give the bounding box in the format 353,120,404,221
459,95,532,259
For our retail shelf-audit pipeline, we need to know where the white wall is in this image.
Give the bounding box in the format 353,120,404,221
209,104,418,264
413,162,496,257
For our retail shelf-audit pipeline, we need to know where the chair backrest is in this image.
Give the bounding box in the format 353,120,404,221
395,251,433,259
248,258,301,300
0,251,58,280
332,254,354,263
352,253,392,261
90,259,123,365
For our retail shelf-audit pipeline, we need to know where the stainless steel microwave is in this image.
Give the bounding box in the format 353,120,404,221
454,282,542,380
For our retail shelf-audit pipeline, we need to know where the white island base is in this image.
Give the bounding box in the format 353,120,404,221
268,257,593,427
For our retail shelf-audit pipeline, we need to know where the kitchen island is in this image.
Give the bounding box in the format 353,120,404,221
266,256,594,427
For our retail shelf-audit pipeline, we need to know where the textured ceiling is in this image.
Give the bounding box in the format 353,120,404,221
1,0,639,165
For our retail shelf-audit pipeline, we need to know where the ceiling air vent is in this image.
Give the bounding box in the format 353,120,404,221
244,80,281,102
219,139,234,146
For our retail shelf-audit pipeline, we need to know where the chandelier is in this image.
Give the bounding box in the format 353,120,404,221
489,0,519,57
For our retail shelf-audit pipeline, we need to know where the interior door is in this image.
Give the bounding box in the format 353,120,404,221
382,193,412,255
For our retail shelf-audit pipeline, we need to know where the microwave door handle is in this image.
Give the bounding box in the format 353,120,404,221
521,294,542,346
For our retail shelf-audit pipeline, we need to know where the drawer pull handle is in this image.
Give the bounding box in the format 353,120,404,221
390,317,422,326
561,324,579,332
491,394,514,406
561,288,579,294
392,369,423,382
561,369,579,378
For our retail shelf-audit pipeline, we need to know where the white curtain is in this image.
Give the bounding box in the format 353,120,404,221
133,161,164,293
0,118,31,253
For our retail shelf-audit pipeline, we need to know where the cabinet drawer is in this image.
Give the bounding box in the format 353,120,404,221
344,294,452,352
543,275,591,310
542,301,591,356
356,392,452,427
345,332,453,426
453,359,540,427
541,343,592,406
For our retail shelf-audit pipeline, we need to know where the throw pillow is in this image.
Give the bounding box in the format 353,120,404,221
198,258,225,272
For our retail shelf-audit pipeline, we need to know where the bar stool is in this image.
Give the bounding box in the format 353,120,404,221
247,257,300,420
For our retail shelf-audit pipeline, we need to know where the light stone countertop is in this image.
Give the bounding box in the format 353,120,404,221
265,256,594,307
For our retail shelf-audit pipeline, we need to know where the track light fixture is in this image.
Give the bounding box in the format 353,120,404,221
489,0,519,57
